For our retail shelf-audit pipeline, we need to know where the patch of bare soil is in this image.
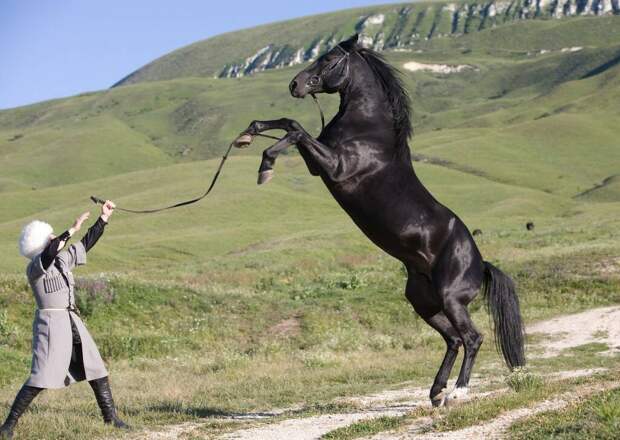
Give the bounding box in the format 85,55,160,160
268,315,302,338
595,257,620,276
528,306,620,357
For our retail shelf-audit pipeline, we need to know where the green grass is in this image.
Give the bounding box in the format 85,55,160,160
1,246,619,439
322,371,620,439
113,4,620,85
426,373,617,434
509,386,620,440
322,415,409,439
0,5,619,440
505,368,545,393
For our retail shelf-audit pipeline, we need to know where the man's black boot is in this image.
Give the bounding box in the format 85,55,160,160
0,385,42,439
89,377,130,429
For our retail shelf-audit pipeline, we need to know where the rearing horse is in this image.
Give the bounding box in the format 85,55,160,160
241,34,525,406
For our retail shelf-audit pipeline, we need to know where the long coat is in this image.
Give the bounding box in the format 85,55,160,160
24,242,108,389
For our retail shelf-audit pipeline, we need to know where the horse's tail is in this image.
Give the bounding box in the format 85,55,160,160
483,261,526,369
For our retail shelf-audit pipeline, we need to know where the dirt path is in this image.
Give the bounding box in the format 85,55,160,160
128,306,620,440
220,406,417,440
364,399,567,440
363,380,618,440
528,305,620,357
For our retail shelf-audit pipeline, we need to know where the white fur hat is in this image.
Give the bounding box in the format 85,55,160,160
19,220,53,259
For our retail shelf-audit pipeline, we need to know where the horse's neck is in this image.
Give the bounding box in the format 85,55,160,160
333,74,412,166
337,75,392,128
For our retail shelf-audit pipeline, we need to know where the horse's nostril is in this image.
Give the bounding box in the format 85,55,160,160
290,80,298,92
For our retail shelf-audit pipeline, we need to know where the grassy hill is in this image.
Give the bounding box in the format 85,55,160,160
113,3,620,84
0,12,618,271
0,4,620,439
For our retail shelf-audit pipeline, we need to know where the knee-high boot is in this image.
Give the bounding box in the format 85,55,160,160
88,377,130,429
0,385,43,439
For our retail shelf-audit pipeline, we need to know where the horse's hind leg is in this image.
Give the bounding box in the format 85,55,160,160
440,289,483,401
423,312,464,406
433,230,485,402
406,273,462,407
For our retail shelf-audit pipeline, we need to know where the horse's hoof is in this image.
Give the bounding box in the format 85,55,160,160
448,387,469,401
233,133,254,148
257,170,274,185
430,388,448,408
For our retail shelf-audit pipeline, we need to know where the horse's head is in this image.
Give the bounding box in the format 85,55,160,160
289,34,359,98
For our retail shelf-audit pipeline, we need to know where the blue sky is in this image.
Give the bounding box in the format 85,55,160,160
0,0,394,110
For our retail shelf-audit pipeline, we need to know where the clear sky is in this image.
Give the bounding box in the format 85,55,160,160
0,0,395,110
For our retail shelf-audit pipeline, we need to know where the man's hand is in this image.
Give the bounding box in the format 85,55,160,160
101,200,116,222
70,211,90,236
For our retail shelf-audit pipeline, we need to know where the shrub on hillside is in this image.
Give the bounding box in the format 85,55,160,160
74,276,115,317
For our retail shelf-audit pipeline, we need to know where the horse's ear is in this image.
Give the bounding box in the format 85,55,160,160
341,33,360,50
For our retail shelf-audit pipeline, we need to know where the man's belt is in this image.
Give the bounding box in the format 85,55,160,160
38,306,79,313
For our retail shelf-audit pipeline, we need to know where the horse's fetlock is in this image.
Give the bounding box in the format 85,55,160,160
247,120,261,134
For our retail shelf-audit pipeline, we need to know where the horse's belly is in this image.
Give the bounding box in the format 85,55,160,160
340,204,439,273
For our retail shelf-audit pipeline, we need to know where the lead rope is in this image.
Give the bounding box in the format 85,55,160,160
90,96,324,214
311,93,325,132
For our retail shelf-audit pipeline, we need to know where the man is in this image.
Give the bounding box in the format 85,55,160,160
1,201,129,439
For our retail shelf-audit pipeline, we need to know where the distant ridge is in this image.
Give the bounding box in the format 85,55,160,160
113,0,620,87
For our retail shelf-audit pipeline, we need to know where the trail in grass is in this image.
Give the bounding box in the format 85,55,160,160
127,306,620,440
528,305,620,357
127,368,605,440
365,399,567,440
364,380,620,440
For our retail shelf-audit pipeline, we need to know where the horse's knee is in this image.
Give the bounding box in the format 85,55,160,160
285,118,303,131
446,335,463,352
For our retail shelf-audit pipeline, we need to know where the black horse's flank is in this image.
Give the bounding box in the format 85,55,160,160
243,34,525,406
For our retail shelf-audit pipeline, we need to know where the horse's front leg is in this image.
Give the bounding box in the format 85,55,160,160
244,118,300,137
257,131,303,184
258,130,347,185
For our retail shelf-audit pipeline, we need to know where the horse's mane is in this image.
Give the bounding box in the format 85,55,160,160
356,48,413,153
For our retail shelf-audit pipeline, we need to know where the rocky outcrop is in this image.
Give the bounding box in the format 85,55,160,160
217,0,619,78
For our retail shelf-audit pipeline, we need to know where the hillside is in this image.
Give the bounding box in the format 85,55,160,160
1,4,620,439
113,0,620,84
0,14,618,193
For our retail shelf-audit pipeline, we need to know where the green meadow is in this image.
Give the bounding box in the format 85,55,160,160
0,8,619,439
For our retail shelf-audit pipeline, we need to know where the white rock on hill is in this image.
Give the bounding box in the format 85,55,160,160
402,61,474,74
215,1,619,79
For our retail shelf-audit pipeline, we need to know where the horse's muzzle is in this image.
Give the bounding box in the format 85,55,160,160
289,79,305,98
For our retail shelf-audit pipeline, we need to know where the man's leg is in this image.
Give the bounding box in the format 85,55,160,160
68,316,129,429
89,377,130,429
0,384,43,439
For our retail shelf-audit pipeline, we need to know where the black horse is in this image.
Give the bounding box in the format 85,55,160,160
241,34,525,406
